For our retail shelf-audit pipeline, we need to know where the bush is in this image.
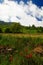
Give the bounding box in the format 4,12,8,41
0,28,3,33
4,28,12,33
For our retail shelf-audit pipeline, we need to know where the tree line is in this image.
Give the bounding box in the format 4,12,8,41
0,22,43,33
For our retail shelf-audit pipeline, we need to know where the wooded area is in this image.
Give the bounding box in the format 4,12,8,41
0,21,43,33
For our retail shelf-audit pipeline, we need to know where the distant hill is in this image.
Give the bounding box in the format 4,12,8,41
0,21,12,25
0,21,5,24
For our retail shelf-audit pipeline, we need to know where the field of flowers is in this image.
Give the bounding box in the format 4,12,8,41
0,34,43,65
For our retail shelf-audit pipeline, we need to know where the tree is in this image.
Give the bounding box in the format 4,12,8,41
11,23,22,33
32,25,36,30
0,28,3,33
37,27,43,33
4,28,12,33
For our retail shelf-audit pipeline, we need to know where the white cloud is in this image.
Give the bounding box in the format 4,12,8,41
0,0,43,27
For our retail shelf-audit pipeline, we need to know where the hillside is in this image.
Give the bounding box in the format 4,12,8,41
0,21,43,33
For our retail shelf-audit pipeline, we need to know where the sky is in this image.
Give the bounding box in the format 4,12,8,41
0,0,43,27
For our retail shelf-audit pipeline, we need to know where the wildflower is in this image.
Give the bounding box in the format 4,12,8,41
9,55,13,62
19,51,23,56
25,53,32,59
24,48,28,52
25,54,29,59
29,53,32,58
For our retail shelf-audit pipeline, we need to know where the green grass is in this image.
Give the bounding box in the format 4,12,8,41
0,34,43,65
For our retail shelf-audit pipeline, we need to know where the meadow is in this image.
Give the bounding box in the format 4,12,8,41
0,21,43,65
0,33,43,65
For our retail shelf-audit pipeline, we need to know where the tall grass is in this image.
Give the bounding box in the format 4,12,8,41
0,34,43,65
0,34,43,49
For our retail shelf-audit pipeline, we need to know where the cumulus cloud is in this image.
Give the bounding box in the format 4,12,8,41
0,0,43,27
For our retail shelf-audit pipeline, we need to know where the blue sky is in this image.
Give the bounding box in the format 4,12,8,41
15,0,43,7
32,0,43,7
0,0,43,26
0,0,43,7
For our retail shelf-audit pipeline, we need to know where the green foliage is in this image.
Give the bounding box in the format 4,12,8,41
0,28,3,33
4,28,12,33
0,34,43,65
11,23,22,33
0,22,43,33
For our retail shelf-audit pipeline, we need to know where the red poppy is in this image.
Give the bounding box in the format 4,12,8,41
24,48,28,52
19,51,23,56
25,53,32,59
25,54,29,59
9,55,13,62
29,53,32,58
